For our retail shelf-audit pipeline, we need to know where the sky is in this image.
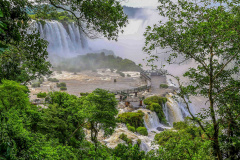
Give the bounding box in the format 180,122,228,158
120,0,159,8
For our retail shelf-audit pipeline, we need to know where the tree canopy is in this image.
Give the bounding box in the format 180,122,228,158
144,0,240,159
34,0,128,40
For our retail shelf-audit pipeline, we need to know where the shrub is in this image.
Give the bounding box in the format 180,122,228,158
60,87,67,91
37,92,47,98
119,133,132,144
127,74,131,77
48,78,59,82
57,82,66,88
137,139,141,146
117,111,144,128
143,96,167,106
80,92,89,96
136,127,148,136
32,82,40,88
126,124,136,132
173,121,188,130
45,96,50,103
160,84,168,88
92,69,97,72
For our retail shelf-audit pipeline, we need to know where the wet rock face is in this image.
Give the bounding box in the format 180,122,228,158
156,127,164,131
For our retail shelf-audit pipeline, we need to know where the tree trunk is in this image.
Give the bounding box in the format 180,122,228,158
209,51,222,160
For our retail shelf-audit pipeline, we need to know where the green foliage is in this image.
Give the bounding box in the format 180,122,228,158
83,88,118,150
60,87,67,91
48,78,59,82
143,96,167,106
137,139,141,146
57,82,66,88
117,110,144,128
0,9,8,53
37,92,47,98
173,121,188,130
32,0,128,41
54,53,141,72
160,84,168,88
80,92,89,97
127,74,131,77
0,1,52,84
0,80,78,159
113,143,146,160
119,133,132,145
30,10,75,23
136,127,148,136
154,120,213,159
40,91,85,146
32,82,40,88
126,124,136,132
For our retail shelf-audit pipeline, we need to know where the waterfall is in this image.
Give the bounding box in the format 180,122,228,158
162,103,169,123
32,20,89,57
138,109,162,130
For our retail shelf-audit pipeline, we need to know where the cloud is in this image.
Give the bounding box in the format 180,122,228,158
120,0,159,8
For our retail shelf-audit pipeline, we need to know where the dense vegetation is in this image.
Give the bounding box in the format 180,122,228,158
29,10,75,23
54,53,141,72
0,80,131,159
153,118,213,159
117,111,148,136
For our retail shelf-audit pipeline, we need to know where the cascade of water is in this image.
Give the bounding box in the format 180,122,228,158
162,103,169,122
33,20,89,57
139,109,162,130
166,94,184,126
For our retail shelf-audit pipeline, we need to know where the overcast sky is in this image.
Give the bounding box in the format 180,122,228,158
120,0,159,8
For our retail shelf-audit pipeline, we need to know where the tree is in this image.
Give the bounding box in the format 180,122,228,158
34,0,128,40
0,9,7,53
0,0,52,84
39,92,85,146
83,88,118,151
144,0,240,159
153,119,213,160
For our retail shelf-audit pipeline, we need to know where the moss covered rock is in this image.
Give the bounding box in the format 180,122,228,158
117,110,144,128
143,96,167,105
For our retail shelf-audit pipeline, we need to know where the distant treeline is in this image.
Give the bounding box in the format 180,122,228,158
29,11,74,24
53,53,142,72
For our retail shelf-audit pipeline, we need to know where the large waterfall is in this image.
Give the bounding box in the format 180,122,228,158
33,21,89,57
